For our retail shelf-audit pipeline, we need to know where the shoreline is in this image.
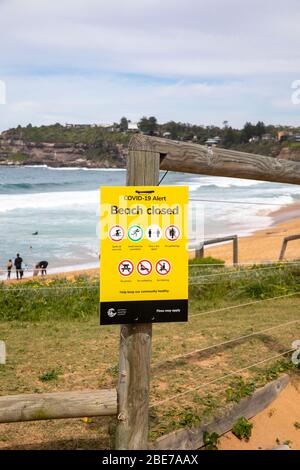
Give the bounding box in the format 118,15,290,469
2,201,300,284
0,162,126,170
205,202,300,264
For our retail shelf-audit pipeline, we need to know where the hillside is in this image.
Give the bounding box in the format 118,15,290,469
0,125,129,168
1,123,300,168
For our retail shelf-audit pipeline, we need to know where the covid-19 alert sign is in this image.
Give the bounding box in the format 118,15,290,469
99,186,189,324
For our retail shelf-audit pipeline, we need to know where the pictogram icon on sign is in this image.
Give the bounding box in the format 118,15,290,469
118,259,134,276
128,225,143,242
146,224,162,242
109,225,124,242
137,260,152,276
165,225,180,242
155,259,171,276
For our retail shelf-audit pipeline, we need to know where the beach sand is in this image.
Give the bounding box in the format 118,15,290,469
203,203,300,265
219,379,300,450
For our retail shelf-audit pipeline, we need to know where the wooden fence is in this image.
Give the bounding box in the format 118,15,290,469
279,234,300,261
194,235,238,265
0,389,116,423
1,134,300,449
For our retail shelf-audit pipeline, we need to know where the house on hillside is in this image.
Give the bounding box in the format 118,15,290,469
97,123,116,132
127,122,139,133
65,123,91,129
205,138,220,146
162,131,171,138
261,133,275,141
277,131,291,142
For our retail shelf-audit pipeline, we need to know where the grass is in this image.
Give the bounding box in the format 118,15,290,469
0,262,300,449
288,142,300,149
232,417,253,441
39,369,59,382
203,431,219,450
9,153,29,162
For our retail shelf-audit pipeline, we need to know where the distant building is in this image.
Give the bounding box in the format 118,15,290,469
127,122,139,133
261,133,275,141
162,131,171,138
249,136,260,143
98,124,116,132
65,123,91,129
277,131,291,142
205,138,220,146
291,135,300,142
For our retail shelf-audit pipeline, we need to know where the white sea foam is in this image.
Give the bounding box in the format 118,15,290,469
0,189,99,213
47,166,125,172
22,165,49,168
179,176,265,191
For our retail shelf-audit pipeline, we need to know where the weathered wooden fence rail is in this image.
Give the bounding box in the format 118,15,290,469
0,389,117,423
279,234,300,261
194,235,238,265
130,134,300,185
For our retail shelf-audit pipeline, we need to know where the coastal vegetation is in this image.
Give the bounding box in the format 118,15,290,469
1,119,299,166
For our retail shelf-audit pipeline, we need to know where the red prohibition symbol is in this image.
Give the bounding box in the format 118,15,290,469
165,225,180,242
109,225,124,242
137,259,152,276
155,259,171,275
118,259,134,276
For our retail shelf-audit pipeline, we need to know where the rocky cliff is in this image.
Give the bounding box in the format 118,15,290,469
0,136,127,168
278,147,300,163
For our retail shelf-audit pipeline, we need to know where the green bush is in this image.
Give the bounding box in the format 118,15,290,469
203,431,219,450
39,369,59,382
232,417,253,441
189,256,225,266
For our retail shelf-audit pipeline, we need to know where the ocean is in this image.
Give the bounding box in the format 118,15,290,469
0,165,299,277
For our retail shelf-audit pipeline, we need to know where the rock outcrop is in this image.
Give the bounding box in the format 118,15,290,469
278,147,300,163
0,136,127,168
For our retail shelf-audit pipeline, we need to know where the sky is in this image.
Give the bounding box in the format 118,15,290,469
0,0,300,131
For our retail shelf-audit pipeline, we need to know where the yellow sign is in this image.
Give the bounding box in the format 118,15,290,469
100,186,188,324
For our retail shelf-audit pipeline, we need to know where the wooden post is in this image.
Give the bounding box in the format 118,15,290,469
233,236,238,266
279,233,300,260
196,235,238,265
195,244,204,258
115,147,160,450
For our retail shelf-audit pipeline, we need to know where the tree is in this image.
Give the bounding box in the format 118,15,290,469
223,127,241,147
119,117,128,132
255,121,266,138
241,122,256,143
138,116,158,134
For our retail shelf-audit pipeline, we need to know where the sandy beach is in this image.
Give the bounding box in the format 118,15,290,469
204,202,300,265
219,379,300,450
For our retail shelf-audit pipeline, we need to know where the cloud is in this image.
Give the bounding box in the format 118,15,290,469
0,0,299,129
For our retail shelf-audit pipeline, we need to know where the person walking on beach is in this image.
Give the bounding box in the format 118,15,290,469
14,253,23,280
7,259,13,279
